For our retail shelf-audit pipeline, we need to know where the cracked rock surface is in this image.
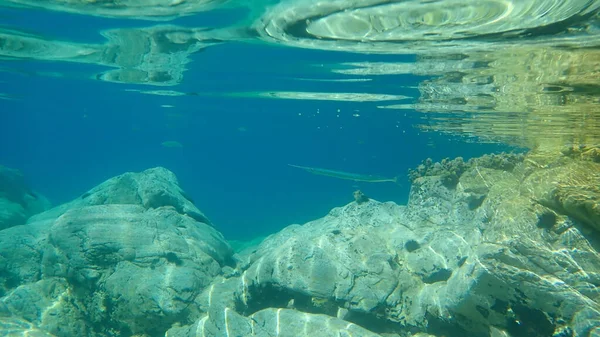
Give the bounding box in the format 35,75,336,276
181,150,599,337
0,167,233,337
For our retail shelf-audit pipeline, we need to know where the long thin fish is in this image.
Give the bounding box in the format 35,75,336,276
289,164,399,184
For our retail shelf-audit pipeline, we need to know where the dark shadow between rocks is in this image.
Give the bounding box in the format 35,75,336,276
507,304,555,337
238,283,343,317
239,283,436,336
427,313,490,337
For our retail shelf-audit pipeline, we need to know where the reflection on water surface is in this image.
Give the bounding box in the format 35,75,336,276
1,0,598,150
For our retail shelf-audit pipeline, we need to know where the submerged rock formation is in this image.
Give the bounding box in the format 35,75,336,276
1,151,599,337
176,149,599,337
0,167,233,337
0,165,50,230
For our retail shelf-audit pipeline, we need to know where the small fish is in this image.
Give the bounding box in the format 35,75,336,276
289,164,400,184
0,92,19,101
161,140,183,148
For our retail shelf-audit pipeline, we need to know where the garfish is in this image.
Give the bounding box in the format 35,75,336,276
288,164,400,184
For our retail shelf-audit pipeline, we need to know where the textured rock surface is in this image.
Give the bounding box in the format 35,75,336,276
0,167,233,337
0,316,57,337
2,151,599,337
166,307,383,337
175,150,599,337
0,165,50,230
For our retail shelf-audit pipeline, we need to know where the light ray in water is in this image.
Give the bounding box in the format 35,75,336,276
289,164,400,184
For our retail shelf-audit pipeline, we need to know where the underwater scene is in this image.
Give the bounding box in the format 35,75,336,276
1,0,600,336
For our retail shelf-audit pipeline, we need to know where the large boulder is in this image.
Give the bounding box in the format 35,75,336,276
175,150,600,337
0,167,234,337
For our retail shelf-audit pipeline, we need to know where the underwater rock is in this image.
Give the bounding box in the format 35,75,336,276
233,200,479,333
0,316,57,337
408,153,525,188
562,144,600,163
167,307,384,337
521,150,600,233
3,151,600,337
353,189,370,204
0,167,234,337
0,165,50,230
1,277,88,336
250,308,382,337
38,166,213,226
181,150,599,337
